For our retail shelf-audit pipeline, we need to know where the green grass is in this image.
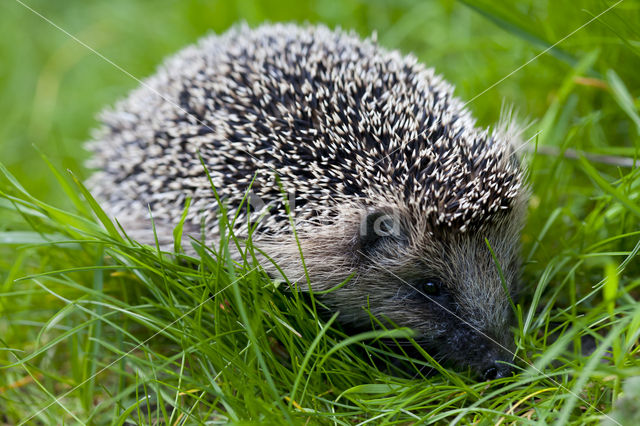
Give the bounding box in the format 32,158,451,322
1,0,639,424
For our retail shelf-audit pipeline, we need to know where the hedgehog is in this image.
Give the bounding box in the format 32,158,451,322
86,23,529,380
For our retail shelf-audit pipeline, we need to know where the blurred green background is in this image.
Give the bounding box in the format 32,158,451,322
1,1,639,423
2,0,637,207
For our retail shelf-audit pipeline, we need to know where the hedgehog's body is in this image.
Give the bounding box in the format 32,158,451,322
87,24,528,379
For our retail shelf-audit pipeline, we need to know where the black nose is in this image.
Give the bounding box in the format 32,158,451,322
483,362,514,381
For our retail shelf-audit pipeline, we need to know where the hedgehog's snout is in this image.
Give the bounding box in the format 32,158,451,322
478,341,516,380
471,344,516,381
471,329,517,380
437,321,516,380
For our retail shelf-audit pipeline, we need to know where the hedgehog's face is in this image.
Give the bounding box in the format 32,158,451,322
344,207,524,379
274,203,525,380
260,200,525,380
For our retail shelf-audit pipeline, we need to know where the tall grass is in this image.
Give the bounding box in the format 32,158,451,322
1,0,639,424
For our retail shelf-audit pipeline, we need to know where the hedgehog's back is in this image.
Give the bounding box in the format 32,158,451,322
86,23,522,241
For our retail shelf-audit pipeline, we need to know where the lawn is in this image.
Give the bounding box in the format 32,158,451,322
1,0,639,424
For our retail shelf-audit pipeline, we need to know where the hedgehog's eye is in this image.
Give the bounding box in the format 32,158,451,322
421,280,442,297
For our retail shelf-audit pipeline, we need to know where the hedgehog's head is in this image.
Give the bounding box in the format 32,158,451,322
263,192,526,380
353,199,526,380
259,129,528,380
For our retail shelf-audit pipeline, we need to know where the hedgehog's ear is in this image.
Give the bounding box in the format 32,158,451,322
359,211,402,249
